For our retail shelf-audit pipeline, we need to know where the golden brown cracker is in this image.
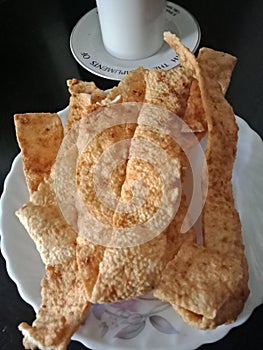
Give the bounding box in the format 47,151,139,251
16,201,77,267
196,48,243,256
66,79,106,133
75,105,184,301
145,66,193,119
16,175,90,349
163,33,236,134
67,78,106,103
90,233,167,303
105,67,147,103
15,33,250,345
164,32,197,75
154,33,249,329
19,257,90,350
76,123,137,227
155,244,248,329
66,92,100,133
184,48,236,133
14,113,63,194
76,236,105,298
162,192,196,264
197,48,237,95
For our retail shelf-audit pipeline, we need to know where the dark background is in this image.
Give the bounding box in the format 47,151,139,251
1,0,263,349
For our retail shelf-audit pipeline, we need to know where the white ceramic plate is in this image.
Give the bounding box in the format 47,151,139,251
1,108,263,350
70,2,201,80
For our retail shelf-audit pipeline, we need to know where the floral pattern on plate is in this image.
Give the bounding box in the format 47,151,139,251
89,296,178,340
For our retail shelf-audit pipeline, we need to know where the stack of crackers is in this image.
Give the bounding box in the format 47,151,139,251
14,33,249,350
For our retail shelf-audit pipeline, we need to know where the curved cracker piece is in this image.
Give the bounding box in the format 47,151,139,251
16,179,90,349
164,32,237,134
144,66,193,119
66,69,146,132
164,32,197,74
66,79,106,133
14,113,63,194
16,202,77,266
183,48,237,133
19,257,90,350
104,67,147,103
196,47,249,319
112,113,193,246
197,48,237,95
67,78,106,103
155,244,248,329
162,192,196,264
76,104,193,303
65,93,101,133
16,177,76,266
90,234,167,303
76,237,105,297
76,136,168,302
197,47,242,255
154,33,249,329
76,222,168,304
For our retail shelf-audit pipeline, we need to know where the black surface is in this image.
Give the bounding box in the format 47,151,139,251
0,0,263,349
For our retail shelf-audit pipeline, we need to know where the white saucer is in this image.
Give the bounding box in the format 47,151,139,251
70,2,201,80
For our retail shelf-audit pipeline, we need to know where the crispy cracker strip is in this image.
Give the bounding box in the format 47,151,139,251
197,48,237,95
155,244,248,329
19,257,90,350
183,48,237,133
164,32,197,73
66,68,146,132
104,66,147,103
94,108,194,302
16,180,90,350
144,66,193,119
155,33,249,329
196,48,249,320
112,118,190,240
197,48,242,255
67,78,106,103
76,121,137,228
92,69,201,301
75,106,168,302
66,79,105,133
16,188,76,266
164,32,237,134
90,234,167,303
14,113,63,194
162,192,196,264
76,102,192,302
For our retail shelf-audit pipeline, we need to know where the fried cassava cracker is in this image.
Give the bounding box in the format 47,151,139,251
14,113,63,194
154,32,249,329
14,32,249,349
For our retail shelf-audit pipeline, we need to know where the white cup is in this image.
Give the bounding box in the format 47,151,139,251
96,0,166,60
